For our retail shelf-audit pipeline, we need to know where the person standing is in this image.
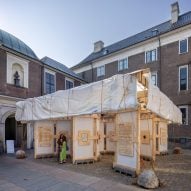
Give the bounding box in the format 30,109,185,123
57,134,67,163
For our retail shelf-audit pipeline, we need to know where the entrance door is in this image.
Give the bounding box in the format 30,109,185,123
100,120,116,153
5,116,27,148
5,117,16,144
104,122,116,153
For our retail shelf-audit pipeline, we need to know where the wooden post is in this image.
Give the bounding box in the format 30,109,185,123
152,117,156,161
34,122,37,159
113,114,118,165
93,118,97,160
136,109,141,175
72,117,75,164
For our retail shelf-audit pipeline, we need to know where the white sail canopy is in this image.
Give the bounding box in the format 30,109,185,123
15,71,182,124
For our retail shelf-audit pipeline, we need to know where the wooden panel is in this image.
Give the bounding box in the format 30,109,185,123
78,130,90,146
117,123,133,156
141,130,150,144
38,126,53,147
160,128,167,145
108,130,117,142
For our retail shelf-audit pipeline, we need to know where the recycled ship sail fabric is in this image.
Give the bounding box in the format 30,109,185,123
15,71,182,124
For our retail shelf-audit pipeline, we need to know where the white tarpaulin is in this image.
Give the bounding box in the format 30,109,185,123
15,71,182,124
147,80,182,124
16,74,137,121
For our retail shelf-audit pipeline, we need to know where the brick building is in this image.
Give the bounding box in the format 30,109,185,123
71,2,191,141
0,29,84,150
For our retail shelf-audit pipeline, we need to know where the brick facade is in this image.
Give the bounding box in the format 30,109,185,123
0,49,7,95
75,37,191,139
0,49,83,99
56,72,65,91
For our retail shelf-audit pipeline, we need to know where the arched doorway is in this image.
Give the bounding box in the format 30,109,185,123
5,114,16,142
5,114,27,148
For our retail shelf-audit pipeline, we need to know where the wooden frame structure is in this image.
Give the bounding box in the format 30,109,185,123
17,69,181,176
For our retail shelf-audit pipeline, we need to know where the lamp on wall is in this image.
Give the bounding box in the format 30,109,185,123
14,71,20,87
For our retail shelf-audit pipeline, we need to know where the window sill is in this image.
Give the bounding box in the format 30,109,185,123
145,60,157,64
97,75,105,78
7,83,27,89
118,68,128,72
179,51,188,55
178,90,190,95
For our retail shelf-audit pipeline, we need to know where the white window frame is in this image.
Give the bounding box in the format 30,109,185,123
179,65,188,91
179,105,188,125
151,71,157,86
65,77,74,90
118,58,128,71
145,48,157,63
97,65,105,77
179,38,188,54
44,68,56,94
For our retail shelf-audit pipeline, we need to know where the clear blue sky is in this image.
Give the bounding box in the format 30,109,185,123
0,0,190,68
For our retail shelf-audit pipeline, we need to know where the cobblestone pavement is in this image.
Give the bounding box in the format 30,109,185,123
1,149,191,190
28,149,191,191
154,149,191,191
0,154,143,191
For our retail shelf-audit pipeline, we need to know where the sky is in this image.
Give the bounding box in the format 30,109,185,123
0,0,190,68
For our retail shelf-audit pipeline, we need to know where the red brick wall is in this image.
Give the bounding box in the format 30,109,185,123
0,49,42,99
28,61,42,98
56,72,65,91
0,49,7,94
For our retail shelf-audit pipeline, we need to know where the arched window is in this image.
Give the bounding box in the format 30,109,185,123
12,63,24,87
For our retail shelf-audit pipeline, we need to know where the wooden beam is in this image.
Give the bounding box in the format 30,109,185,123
136,109,141,175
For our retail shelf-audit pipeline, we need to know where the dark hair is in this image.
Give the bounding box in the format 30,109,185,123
59,133,66,141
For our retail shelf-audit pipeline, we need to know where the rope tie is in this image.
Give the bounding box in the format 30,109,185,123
67,89,70,117
32,99,34,121
50,95,52,119
122,74,126,109
100,80,104,113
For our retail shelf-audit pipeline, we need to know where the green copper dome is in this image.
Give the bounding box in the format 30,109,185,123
0,29,38,59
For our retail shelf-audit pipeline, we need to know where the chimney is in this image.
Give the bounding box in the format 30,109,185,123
171,2,179,24
94,41,104,53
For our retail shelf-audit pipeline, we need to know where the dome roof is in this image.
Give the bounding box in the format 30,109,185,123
0,29,38,59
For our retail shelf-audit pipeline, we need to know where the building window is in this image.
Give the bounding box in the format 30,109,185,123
65,79,74,90
151,72,157,86
179,106,188,125
152,29,158,36
118,58,128,71
45,72,55,94
179,39,188,54
97,65,105,77
145,49,157,63
179,65,188,91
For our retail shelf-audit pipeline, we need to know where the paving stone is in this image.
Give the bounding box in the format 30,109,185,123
1,149,191,191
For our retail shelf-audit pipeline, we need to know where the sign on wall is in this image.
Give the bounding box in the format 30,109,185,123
78,130,90,146
141,130,150,144
6,140,15,153
118,123,133,156
38,127,52,147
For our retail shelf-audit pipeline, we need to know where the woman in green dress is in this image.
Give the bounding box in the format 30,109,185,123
57,134,67,164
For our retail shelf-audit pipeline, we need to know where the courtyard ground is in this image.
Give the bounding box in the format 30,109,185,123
0,149,191,190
